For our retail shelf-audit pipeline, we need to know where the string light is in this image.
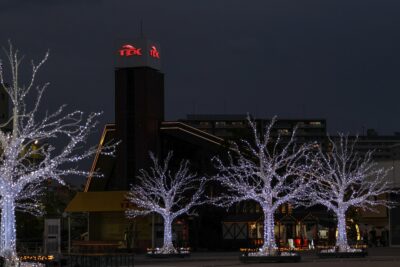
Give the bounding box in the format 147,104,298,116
309,134,395,252
126,152,207,254
213,116,316,256
0,43,117,263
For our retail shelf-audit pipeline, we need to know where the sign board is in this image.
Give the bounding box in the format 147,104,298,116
115,38,162,71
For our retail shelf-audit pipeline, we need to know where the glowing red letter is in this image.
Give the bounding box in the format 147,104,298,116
149,46,160,59
119,44,142,57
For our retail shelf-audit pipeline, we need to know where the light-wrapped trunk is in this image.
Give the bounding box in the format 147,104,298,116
261,206,277,254
161,215,177,253
335,208,349,252
0,196,17,259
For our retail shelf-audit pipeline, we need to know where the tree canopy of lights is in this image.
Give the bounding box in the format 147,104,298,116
308,134,396,252
126,152,207,254
0,43,116,263
213,117,316,255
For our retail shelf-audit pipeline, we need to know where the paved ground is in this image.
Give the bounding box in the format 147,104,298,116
133,247,400,267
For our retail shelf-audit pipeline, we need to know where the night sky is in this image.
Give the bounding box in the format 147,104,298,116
2,0,400,136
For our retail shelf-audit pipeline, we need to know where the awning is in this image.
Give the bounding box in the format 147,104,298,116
65,191,133,212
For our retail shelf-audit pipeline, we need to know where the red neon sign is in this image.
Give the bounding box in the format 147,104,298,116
149,46,160,59
119,44,142,56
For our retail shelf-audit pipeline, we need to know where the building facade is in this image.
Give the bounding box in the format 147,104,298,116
66,38,400,252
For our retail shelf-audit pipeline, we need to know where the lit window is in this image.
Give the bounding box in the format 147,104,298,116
199,121,210,126
278,129,290,135
215,121,226,127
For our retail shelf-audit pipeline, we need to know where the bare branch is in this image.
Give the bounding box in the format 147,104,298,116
308,134,396,252
212,116,316,253
126,151,208,253
0,43,117,259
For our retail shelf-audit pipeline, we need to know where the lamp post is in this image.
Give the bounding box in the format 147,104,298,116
68,215,71,253
152,213,155,248
62,212,71,254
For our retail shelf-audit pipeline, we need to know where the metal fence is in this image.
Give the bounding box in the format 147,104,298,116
68,254,134,267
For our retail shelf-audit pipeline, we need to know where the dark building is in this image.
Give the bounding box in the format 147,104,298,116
85,40,165,192
67,38,400,252
180,114,327,149
343,134,400,160
114,67,164,189
69,38,227,250
114,38,164,189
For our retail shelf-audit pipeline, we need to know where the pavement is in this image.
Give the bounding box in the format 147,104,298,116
133,247,400,267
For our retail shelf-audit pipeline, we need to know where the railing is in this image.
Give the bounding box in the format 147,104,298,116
17,241,43,254
71,240,120,253
68,253,134,267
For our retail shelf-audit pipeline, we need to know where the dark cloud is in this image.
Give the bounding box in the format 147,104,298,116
1,0,400,136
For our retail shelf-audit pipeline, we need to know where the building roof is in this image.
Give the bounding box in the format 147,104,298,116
65,191,131,212
184,114,326,122
84,124,116,192
160,121,225,146
84,121,226,192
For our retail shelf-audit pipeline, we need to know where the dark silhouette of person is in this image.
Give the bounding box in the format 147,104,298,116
369,227,377,247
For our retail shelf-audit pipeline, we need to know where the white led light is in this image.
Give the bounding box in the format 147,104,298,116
309,134,395,252
0,43,116,263
213,116,316,255
126,152,207,254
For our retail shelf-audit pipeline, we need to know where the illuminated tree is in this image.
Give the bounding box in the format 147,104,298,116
126,152,207,254
0,44,116,262
309,135,395,252
213,117,315,255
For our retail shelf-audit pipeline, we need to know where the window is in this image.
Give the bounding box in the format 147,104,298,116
231,121,243,126
278,129,290,136
199,121,210,126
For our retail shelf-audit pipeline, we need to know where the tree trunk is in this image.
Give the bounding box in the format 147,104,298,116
335,208,349,252
261,207,277,254
161,215,177,254
0,197,17,260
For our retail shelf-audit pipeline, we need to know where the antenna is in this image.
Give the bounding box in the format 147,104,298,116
140,19,144,38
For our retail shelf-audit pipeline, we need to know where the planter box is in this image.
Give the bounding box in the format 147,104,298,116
317,251,367,258
146,252,190,258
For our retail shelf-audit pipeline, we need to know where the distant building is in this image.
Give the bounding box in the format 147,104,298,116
180,114,327,149
335,132,400,161
368,155,400,246
182,115,400,161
